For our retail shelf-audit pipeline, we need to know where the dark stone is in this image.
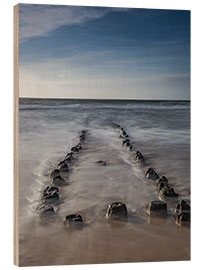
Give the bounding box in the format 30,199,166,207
96,160,107,166
51,169,60,178
58,160,69,171
71,144,82,152
175,200,190,214
65,152,74,160
161,176,168,182
71,146,79,152
159,186,178,201
79,135,85,142
63,214,83,228
135,151,142,157
146,168,159,180
120,134,129,139
43,186,59,197
52,175,66,186
120,128,126,135
125,142,131,147
122,139,130,145
156,176,168,185
38,204,55,216
147,200,167,216
81,130,87,135
42,190,59,204
77,144,82,150
135,151,144,163
106,202,128,220
64,157,72,164
176,212,190,226
157,182,169,192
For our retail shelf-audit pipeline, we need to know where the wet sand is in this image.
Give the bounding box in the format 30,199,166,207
19,217,190,266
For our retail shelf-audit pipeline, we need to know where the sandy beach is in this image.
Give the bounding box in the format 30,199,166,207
18,99,190,266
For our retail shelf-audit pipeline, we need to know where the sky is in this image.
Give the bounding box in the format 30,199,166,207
19,4,190,100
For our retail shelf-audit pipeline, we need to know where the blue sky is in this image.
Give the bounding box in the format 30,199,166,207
19,4,190,100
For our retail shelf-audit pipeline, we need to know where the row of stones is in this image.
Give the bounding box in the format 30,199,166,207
36,130,88,227
113,123,190,226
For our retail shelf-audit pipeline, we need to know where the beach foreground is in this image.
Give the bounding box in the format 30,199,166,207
18,99,190,266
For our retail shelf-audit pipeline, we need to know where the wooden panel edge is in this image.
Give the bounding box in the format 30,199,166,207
14,4,19,266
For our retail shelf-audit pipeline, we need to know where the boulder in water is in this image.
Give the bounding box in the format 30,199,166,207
71,144,82,152
65,152,74,160
157,182,169,192
175,200,190,215
106,202,128,220
156,176,168,185
37,204,56,217
43,186,59,197
135,151,144,163
64,156,73,164
42,190,59,204
52,175,66,186
79,135,85,142
96,160,107,166
63,214,83,229
159,186,178,201
71,146,79,152
81,130,87,135
125,142,131,148
122,139,130,145
51,170,67,186
146,168,159,180
176,212,190,226
147,200,167,217
51,169,60,178
58,160,69,171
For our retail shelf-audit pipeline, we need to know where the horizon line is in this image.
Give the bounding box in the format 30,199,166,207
19,97,190,102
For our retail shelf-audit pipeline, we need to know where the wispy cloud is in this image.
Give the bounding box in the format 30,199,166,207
19,4,117,41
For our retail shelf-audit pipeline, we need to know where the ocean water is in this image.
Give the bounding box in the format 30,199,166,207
18,98,190,266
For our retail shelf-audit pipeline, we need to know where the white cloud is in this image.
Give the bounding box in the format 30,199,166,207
19,4,115,41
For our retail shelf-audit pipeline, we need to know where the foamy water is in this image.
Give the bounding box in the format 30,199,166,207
18,99,190,266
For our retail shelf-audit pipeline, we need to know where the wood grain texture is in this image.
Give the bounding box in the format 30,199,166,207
14,4,19,266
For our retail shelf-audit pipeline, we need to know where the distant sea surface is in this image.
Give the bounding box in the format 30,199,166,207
18,98,190,266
